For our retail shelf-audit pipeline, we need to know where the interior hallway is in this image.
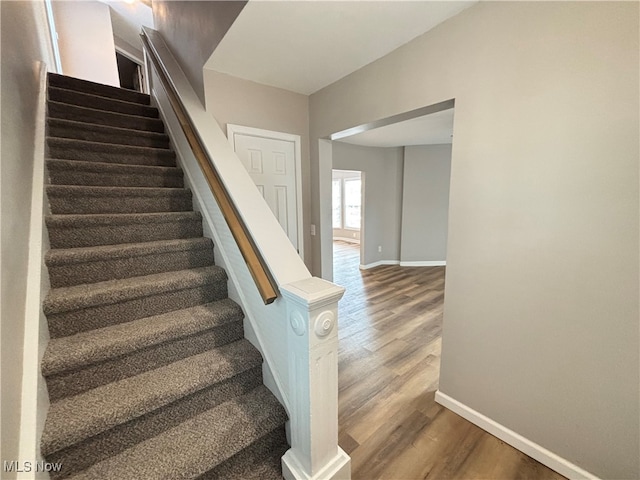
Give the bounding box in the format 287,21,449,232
333,241,565,480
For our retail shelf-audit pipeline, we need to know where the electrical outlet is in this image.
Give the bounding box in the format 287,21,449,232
378,245,382,252
310,224,316,236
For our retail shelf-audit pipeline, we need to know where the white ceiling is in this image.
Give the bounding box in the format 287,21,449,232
206,1,476,95
99,0,461,147
338,107,454,147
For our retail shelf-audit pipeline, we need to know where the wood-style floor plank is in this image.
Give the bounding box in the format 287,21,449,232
333,241,566,480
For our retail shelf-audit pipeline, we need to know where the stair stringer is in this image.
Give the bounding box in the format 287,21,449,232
18,63,52,480
151,82,292,414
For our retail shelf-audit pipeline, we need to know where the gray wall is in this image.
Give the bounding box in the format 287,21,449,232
332,142,403,267
401,145,451,263
203,70,312,268
1,1,54,476
153,1,246,105
309,2,638,478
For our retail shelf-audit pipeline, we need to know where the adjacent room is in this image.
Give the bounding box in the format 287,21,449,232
328,105,564,478
332,169,362,273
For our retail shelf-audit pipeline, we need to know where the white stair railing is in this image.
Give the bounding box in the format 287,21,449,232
141,27,350,480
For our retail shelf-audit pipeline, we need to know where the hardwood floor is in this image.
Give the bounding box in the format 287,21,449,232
333,241,565,480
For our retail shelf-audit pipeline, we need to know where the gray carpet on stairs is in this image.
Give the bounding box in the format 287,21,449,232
41,72,287,479
48,100,165,132
46,159,183,188
47,118,171,149
48,86,160,118
47,185,194,215
46,237,215,288
46,211,205,249
47,137,177,166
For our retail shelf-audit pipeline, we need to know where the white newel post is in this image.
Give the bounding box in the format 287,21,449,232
280,278,351,480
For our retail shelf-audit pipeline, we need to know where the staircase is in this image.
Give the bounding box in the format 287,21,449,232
40,73,288,479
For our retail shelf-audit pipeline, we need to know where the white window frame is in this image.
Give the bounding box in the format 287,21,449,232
332,179,342,229
342,177,362,231
331,175,361,232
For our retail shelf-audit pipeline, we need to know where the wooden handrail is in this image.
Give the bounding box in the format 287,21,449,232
141,31,278,305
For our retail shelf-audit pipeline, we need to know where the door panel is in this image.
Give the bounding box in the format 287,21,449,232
234,134,298,250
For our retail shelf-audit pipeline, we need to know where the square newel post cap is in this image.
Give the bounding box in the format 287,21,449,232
280,277,345,310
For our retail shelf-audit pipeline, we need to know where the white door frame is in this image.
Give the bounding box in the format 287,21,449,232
227,124,304,261
115,47,148,94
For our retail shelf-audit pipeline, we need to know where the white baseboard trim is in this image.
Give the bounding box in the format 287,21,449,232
434,391,599,480
399,260,446,267
359,260,400,270
333,236,360,245
360,260,446,269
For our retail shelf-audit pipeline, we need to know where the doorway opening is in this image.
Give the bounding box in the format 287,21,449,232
322,100,457,477
318,99,455,281
332,169,362,282
116,51,144,93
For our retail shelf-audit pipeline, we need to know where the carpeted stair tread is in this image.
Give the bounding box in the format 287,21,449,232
48,101,164,133
46,211,200,229
199,428,288,480
47,117,170,149
43,301,245,401
46,211,203,249
45,367,265,480
41,339,264,456
48,72,150,105
45,237,214,288
42,298,243,377
46,159,182,187
43,266,226,316
49,86,159,118
47,137,175,167
66,385,287,480
47,185,190,197
47,185,193,214
46,238,212,267
45,280,228,338
203,457,283,480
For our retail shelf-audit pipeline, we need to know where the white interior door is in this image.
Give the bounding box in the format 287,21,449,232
232,132,300,252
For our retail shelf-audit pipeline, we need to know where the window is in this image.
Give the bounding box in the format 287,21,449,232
343,179,361,229
332,173,362,231
332,180,342,228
